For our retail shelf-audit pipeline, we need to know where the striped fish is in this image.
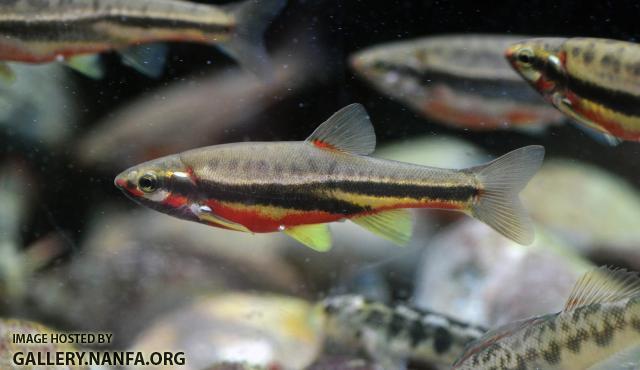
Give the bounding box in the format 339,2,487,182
0,0,286,80
319,295,486,369
506,37,640,143
350,34,565,131
114,104,545,250
453,266,640,370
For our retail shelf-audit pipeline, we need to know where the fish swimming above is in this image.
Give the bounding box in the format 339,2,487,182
350,34,565,131
318,294,486,369
0,0,286,80
506,37,640,144
114,103,545,250
453,265,640,370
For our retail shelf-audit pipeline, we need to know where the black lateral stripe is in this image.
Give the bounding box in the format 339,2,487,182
565,73,640,117
0,15,231,42
170,179,477,215
375,61,542,104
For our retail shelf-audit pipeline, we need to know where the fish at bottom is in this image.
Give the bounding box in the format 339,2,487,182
114,104,545,250
453,265,640,369
318,295,486,369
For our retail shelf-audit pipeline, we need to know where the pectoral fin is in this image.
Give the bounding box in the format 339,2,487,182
351,209,413,245
65,55,104,79
0,62,16,84
284,224,332,252
195,205,251,233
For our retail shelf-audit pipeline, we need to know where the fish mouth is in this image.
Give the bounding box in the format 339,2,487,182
114,170,130,190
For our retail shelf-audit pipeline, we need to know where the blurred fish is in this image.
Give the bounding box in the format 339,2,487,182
26,208,300,343
0,0,287,79
506,37,640,143
0,318,90,370
77,48,313,169
414,219,593,328
114,104,545,250
0,63,77,147
128,293,322,370
522,159,640,264
453,266,640,369
319,295,486,369
350,34,565,131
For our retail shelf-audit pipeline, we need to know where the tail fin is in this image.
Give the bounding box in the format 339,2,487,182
470,145,545,245
220,0,287,79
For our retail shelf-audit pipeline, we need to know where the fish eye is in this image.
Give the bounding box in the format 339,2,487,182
516,48,535,65
138,173,158,193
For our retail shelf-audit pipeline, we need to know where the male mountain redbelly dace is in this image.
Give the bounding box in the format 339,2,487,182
0,0,285,80
114,104,545,251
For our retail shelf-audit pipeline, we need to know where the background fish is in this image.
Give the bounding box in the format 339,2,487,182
506,37,640,143
0,0,287,79
453,266,640,369
319,295,486,369
114,104,545,250
350,34,565,131
76,47,316,169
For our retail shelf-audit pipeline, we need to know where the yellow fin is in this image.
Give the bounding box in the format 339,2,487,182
284,224,332,252
351,209,413,245
563,266,640,312
65,55,104,79
306,103,376,155
0,62,15,84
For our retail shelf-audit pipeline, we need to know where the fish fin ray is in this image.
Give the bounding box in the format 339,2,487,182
284,224,331,252
65,55,104,79
306,103,376,155
470,145,544,245
219,0,286,79
563,266,640,312
195,205,251,232
0,62,15,84
555,94,622,146
351,209,412,245
453,316,544,367
119,43,168,78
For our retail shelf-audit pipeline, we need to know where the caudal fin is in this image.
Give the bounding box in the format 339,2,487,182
220,0,287,79
470,145,545,245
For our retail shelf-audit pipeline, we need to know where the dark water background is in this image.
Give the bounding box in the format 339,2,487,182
2,0,640,257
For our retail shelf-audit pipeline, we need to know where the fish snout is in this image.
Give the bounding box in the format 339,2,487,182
114,169,138,193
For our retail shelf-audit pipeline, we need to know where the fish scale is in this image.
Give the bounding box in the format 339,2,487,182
454,267,640,369
115,104,544,249
319,295,487,368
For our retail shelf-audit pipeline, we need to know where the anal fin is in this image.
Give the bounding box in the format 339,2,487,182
118,43,168,78
351,209,413,245
284,224,332,252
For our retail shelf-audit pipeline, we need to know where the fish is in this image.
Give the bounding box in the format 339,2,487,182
318,295,486,368
0,0,286,80
505,37,640,143
77,47,312,169
114,103,545,250
350,34,565,131
453,265,640,370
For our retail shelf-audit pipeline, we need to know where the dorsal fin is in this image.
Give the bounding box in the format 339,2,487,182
306,103,376,155
563,265,640,312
